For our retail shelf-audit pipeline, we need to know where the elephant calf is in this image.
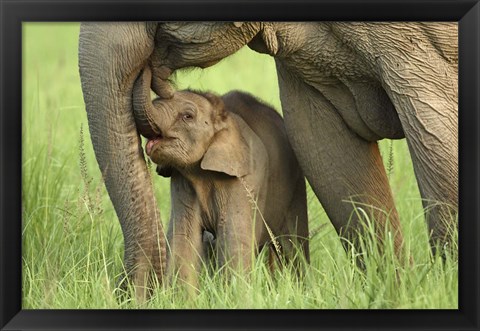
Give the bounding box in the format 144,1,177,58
133,67,309,289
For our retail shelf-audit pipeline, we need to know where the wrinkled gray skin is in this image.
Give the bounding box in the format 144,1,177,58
132,67,309,290
79,22,457,290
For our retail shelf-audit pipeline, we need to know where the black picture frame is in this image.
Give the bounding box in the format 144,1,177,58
1,0,479,330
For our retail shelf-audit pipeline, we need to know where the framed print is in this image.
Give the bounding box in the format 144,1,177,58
1,0,479,330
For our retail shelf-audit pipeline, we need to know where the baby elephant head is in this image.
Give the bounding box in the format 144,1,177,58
133,66,251,178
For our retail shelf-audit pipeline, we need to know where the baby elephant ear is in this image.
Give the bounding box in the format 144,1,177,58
156,165,173,178
200,125,251,178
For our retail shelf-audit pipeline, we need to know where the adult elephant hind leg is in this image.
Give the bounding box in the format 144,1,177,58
282,176,310,270
377,43,458,251
387,88,458,251
277,66,405,261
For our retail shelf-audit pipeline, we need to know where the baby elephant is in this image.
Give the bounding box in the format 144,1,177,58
133,67,309,289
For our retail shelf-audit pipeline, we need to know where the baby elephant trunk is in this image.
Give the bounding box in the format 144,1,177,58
132,66,173,139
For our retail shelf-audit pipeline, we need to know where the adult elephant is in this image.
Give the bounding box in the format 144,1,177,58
79,22,457,291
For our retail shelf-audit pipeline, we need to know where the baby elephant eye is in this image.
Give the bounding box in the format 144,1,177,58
182,113,194,121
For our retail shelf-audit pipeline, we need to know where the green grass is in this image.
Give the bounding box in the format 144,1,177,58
22,23,457,309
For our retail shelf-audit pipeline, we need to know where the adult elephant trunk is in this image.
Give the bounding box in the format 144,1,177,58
78,22,166,299
132,66,174,139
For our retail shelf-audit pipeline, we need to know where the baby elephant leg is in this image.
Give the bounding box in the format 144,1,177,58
166,194,204,295
167,220,203,295
215,225,254,272
215,199,256,272
201,230,216,268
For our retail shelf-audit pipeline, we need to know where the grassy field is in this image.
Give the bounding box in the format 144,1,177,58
22,23,457,309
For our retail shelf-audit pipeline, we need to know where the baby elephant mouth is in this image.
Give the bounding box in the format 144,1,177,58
145,134,176,156
145,136,162,156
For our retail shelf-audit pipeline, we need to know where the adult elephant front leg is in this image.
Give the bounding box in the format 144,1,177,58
277,65,404,258
79,23,166,299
